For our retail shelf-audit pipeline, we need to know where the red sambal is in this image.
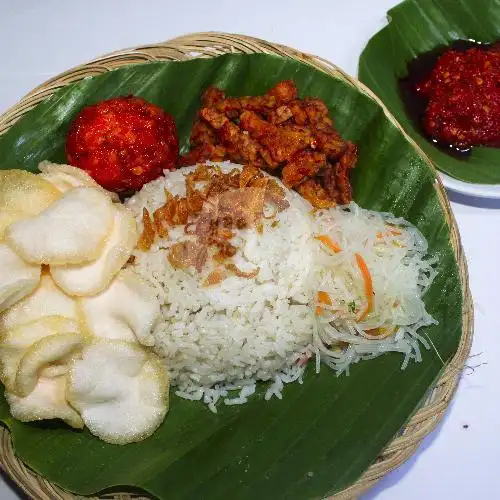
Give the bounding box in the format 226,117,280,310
417,45,500,149
66,96,179,193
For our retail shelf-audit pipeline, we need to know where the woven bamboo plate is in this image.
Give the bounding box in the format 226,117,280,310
0,32,473,500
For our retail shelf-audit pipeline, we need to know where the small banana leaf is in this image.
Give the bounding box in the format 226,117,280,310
0,53,462,499
358,0,500,184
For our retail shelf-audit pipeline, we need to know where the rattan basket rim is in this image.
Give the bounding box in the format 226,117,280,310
0,32,473,500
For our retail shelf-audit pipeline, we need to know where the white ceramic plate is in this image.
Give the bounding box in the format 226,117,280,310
440,172,500,200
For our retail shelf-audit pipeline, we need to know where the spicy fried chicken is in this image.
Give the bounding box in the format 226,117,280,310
180,80,357,207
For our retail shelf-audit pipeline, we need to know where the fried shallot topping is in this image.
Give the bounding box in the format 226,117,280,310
138,165,289,281
224,263,260,279
137,208,155,251
202,267,226,287
167,240,207,273
179,80,358,208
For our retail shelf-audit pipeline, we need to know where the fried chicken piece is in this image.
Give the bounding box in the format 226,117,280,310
201,86,225,108
258,148,279,169
322,165,338,206
269,105,294,125
271,124,314,162
198,108,263,165
190,121,218,147
302,98,334,130
218,120,261,164
211,81,299,119
181,112,226,166
202,87,243,119
178,143,226,166
314,130,346,159
200,107,229,130
181,81,356,207
268,100,309,125
267,80,298,104
289,101,308,125
269,98,334,129
336,142,358,204
297,179,336,209
282,151,326,188
215,98,242,118
323,141,358,204
239,81,294,113
240,111,312,163
338,141,358,170
238,110,271,138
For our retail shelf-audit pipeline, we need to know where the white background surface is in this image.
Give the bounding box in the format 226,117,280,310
0,1,497,499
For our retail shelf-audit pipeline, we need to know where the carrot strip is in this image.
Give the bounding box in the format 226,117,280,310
314,235,341,253
376,229,402,239
355,253,373,322
365,326,397,339
315,290,332,315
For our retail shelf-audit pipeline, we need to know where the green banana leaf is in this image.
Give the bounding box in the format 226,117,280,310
358,0,500,184
0,53,462,499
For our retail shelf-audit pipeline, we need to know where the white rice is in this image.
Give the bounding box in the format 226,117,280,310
126,162,437,411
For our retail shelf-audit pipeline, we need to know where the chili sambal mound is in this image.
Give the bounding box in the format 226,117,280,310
400,41,500,156
66,96,179,193
180,80,358,208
